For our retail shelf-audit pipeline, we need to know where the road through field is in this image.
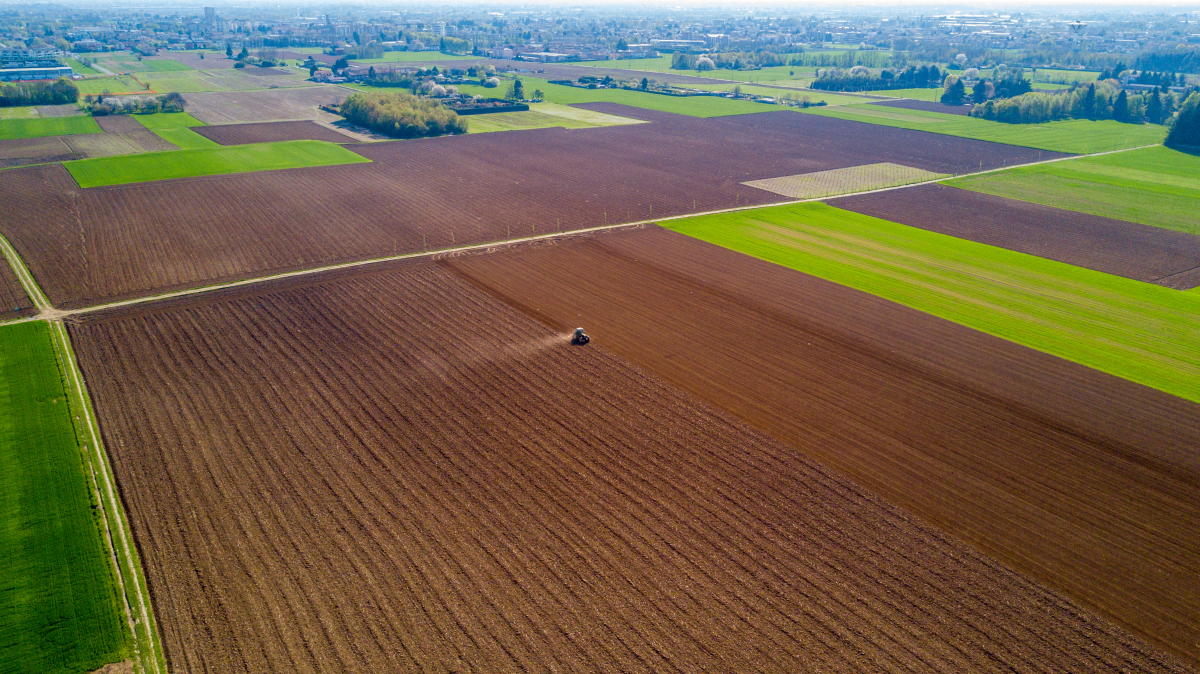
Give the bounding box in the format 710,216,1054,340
447,226,1200,667
68,262,1191,673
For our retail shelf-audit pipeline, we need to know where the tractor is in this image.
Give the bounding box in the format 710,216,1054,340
571,327,590,345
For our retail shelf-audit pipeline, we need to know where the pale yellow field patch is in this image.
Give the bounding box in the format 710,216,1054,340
744,163,948,200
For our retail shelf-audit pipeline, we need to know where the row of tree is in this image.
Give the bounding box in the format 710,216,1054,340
86,92,187,116
969,82,1181,125
339,91,466,139
0,79,79,107
1136,48,1200,77
810,65,945,92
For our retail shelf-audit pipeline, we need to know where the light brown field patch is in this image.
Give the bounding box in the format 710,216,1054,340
743,162,947,199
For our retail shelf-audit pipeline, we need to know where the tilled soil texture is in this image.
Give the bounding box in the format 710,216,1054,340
871,98,974,115
69,261,1190,674
446,226,1200,667
94,115,178,152
0,136,79,167
184,86,349,124
0,111,1065,309
192,120,356,145
0,253,34,319
832,183,1200,288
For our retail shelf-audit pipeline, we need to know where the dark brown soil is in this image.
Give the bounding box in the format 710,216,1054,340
447,226,1200,668
184,86,349,124
0,136,78,167
192,120,355,145
0,112,1065,309
0,252,34,319
93,116,147,133
831,183,1200,287
69,259,1191,673
871,98,974,115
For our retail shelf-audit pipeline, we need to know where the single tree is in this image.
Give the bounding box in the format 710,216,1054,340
972,79,989,104
226,44,232,58
309,64,318,77
532,88,544,100
1146,91,1164,124
640,77,648,90
616,38,628,50
510,78,524,100
333,57,349,72
238,46,248,60
940,76,966,105
1166,92,1200,149
1082,83,1097,118
1113,89,1129,123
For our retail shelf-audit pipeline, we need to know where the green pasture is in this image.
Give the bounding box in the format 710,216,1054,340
867,87,952,101
0,116,101,140
466,101,642,134
64,58,102,76
800,103,1167,153
152,126,220,150
353,51,479,63
74,76,147,95
116,58,194,73
0,321,131,674
132,111,206,129
948,145,1200,235
65,139,370,187
665,202,1200,403
689,83,869,106
1031,68,1101,84
0,106,40,119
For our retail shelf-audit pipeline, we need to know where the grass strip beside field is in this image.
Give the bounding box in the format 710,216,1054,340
947,145,1200,236
151,126,221,150
0,115,102,140
489,77,780,117
466,101,642,134
0,321,131,674
132,111,206,129
800,103,1167,153
665,202,1200,403
65,140,369,187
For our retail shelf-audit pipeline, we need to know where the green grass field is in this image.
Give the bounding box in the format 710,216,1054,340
64,58,102,76
689,83,869,106
0,321,131,674
0,106,41,119
65,139,370,187
466,101,642,133
116,58,194,73
152,126,221,150
800,103,1167,153
1031,68,1101,84
948,145,1200,235
0,116,101,140
74,76,147,95
132,111,206,129
664,202,1200,403
867,87,952,101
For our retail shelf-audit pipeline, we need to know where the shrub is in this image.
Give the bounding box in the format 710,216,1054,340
338,91,466,139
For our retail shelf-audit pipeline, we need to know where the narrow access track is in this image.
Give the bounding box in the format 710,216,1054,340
37,141,1162,322
0,235,166,674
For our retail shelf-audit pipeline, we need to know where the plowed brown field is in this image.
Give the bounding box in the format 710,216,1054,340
192,120,355,145
0,254,33,319
871,98,974,115
832,183,1200,287
0,112,1064,309
70,260,1191,674
446,226,1200,667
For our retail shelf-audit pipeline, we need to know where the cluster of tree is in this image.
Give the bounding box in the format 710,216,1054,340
339,91,466,139
1137,48,1200,76
1166,93,1200,149
810,64,944,92
669,50,791,71
969,82,1177,125
439,37,471,54
1130,70,1186,89
0,78,78,107
344,42,384,60
86,92,186,116
505,78,524,100
1096,62,1128,81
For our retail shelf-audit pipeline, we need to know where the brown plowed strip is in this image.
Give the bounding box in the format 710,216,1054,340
94,115,147,134
445,226,1200,667
871,98,974,115
0,135,78,167
0,112,1065,309
192,120,355,145
831,183,1200,287
0,249,34,319
69,260,1190,673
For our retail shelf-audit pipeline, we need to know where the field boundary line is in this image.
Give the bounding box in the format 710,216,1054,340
0,233,51,311
50,318,167,674
52,141,1159,319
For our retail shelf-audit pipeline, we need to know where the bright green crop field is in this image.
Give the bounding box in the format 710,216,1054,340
132,111,206,129
0,321,130,674
800,103,1167,154
947,146,1200,235
116,58,194,73
153,126,221,149
0,116,101,140
664,202,1200,403
65,139,370,187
